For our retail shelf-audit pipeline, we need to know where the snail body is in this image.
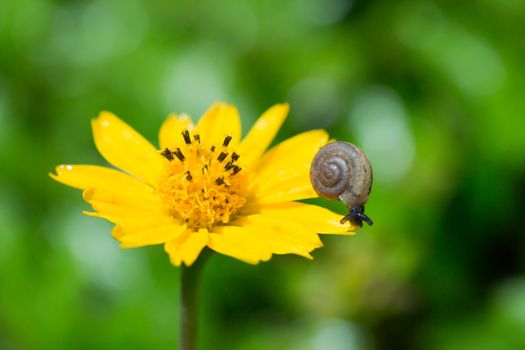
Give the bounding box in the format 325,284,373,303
310,141,373,227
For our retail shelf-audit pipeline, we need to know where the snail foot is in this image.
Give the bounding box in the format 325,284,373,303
340,206,373,227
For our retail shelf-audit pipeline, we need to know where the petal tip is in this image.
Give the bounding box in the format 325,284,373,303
92,111,118,129
82,188,95,201
49,165,72,183
170,257,183,267
97,110,116,119
182,258,196,266
53,164,71,175
275,102,290,112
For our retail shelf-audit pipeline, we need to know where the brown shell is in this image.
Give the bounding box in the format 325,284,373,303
310,141,373,208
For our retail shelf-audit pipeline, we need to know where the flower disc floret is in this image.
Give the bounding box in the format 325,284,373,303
157,131,247,230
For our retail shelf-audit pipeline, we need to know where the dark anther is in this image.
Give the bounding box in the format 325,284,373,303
215,177,225,185
182,130,191,145
232,165,241,175
161,148,174,161
217,152,228,162
223,135,232,146
210,145,216,152
231,152,240,161
193,134,201,143
224,161,234,171
202,164,208,174
174,148,185,161
185,170,193,181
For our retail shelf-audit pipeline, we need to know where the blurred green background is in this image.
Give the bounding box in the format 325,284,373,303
1,0,525,349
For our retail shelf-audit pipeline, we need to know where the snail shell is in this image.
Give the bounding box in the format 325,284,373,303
310,141,373,226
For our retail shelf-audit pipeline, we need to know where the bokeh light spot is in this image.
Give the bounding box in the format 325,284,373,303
349,86,415,184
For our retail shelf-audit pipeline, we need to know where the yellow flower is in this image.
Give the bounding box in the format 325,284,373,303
51,102,355,266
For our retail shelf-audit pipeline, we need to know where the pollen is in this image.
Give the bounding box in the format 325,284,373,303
156,131,248,230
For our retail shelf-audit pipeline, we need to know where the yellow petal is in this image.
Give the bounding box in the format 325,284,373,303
83,187,160,208
244,202,356,234
92,111,164,185
231,214,323,247
159,113,194,150
165,229,208,266
212,226,273,261
84,201,164,224
207,228,271,264
238,103,289,169
109,216,177,239
115,223,187,248
50,164,152,196
249,184,318,205
83,204,167,226
82,187,169,226
248,130,328,203
220,224,315,259
196,102,241,147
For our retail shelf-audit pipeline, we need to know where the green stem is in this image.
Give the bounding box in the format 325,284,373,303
179,249,211,350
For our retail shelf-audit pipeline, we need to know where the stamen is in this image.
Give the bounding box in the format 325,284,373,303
157,132,248,230
161,148,174,161
224,162,234,171
223,135,232,146
182,130,191,145
174,148,185,161
217,152,228,162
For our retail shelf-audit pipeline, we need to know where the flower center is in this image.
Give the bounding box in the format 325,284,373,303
156,130,248,230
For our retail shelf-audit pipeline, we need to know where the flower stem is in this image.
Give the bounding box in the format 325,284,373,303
179,250,211,350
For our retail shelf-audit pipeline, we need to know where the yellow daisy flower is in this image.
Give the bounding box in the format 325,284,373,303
51,102,355,266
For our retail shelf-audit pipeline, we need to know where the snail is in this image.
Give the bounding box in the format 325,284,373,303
310,141,373,227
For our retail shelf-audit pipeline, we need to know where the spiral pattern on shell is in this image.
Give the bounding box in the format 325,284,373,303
312,153,351,200
310,141,372,208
